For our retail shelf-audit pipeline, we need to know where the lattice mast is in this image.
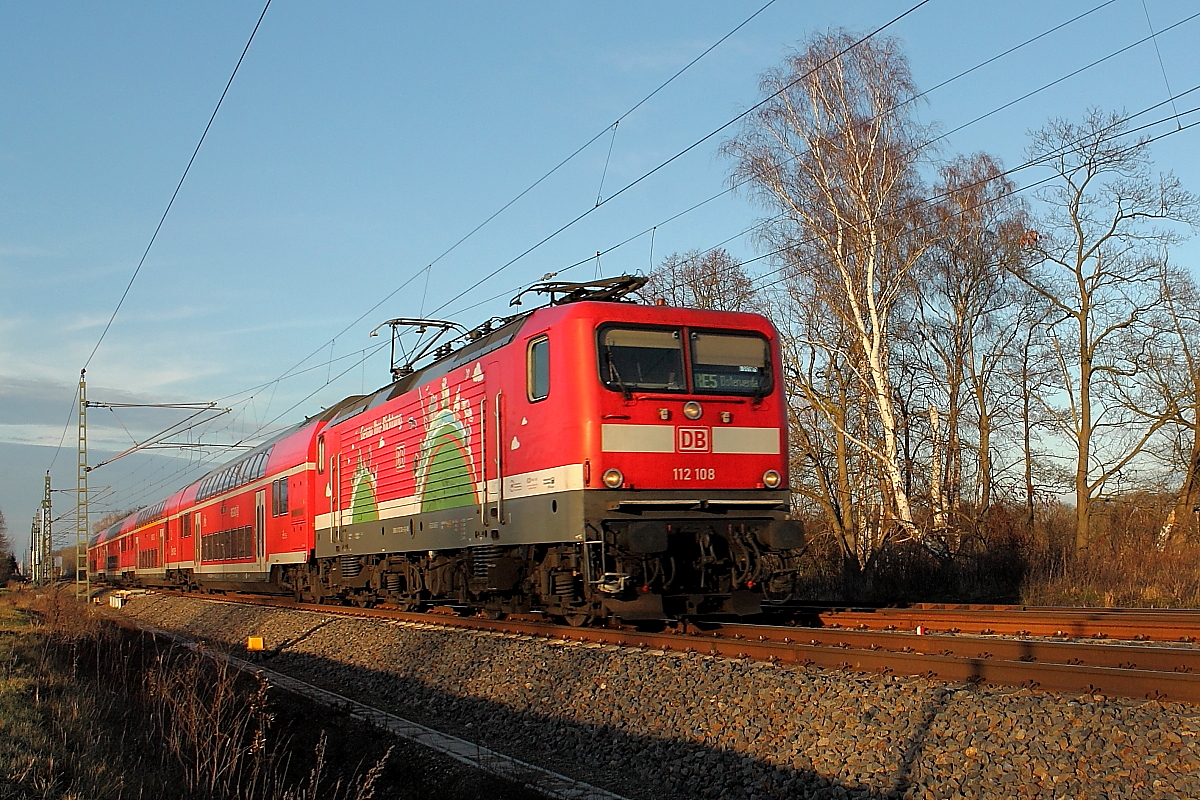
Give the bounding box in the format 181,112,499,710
39,472,51,583
28,513,39,583
75,370,89,600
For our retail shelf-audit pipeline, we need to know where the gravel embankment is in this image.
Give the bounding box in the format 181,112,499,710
120,595,1200,800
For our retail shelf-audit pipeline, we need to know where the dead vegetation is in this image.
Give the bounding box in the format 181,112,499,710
788,496,1200,608
0,587,390,800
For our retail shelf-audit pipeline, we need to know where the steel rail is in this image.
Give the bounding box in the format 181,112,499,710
153,592,1200,705
911,602,1200,615
706,622,1200,674
817,608,1200,641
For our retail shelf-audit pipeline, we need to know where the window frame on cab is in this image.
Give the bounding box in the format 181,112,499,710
595,323,688,395
527,335,551,402
595,323,772,396
687,327,773,397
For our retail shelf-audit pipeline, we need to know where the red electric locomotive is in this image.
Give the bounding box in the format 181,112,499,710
89,277,804,620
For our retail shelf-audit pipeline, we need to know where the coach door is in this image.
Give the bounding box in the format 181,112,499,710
333,456,343,544
255,489,266,570
194,511,202,565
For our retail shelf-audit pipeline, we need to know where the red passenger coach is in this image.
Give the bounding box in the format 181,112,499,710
90,277,805,620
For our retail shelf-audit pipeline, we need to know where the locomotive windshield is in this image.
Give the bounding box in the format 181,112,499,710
597,325,772,396
599,326,686,393
691,331,771,395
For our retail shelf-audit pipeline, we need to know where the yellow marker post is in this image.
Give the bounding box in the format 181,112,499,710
247,636,264,651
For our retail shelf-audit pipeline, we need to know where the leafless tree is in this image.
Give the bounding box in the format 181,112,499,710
93,507,140,535
724,30,936,552
774,293,884,566
906,153,1030,543
0,509,12,583
643,248,757,311
1011,109,1199,552
1129,265,1200,544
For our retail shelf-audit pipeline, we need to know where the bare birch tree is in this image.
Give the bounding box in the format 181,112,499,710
723,30,935,549
774,292,884,567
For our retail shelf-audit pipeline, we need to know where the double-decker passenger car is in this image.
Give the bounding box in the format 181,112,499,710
90,277,803,620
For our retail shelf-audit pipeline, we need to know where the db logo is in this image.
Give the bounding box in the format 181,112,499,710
677,427,710,452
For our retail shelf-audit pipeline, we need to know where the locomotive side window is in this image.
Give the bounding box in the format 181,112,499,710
317,435,325,474
598,326,685,394
527,336,550,401
690,331,771,396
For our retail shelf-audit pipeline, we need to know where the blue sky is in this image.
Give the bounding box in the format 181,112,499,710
2,0,1199,556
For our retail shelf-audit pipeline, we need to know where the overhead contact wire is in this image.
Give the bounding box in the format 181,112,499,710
429,0,935,316
446,0,1118,318
222,0,781,411
521,7,1199,306
82,0,274,371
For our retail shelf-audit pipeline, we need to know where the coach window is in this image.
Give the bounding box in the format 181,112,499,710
317,435,325,474
272,477,289,517
527,336,550,401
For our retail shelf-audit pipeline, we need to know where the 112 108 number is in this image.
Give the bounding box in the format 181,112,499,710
673,468,715,481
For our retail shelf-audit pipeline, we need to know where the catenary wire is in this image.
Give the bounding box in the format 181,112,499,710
84,101,1200,523
425,0,934,318
745,107,1200,299
45,0,273,479
653,89,1200,303
443,0,1168,318
69,0,1115,508
492,12,1200,311
82,0,274,371
211,0,783,414
48,0,1098,473
83,109,1185,522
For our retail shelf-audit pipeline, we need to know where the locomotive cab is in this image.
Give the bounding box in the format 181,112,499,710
549,301,802,619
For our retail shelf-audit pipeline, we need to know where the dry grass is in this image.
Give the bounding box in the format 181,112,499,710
796,498,1200,608
1022,539,1200,608
0,587,390,800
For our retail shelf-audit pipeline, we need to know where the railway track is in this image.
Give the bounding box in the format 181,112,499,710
814,605,1200,642
156,591,1200,705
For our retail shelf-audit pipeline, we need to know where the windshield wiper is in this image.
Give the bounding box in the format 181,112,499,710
605,347,632,401
752,360,771,404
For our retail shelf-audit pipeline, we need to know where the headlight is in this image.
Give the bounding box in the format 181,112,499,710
683,401,703,420
603,468,624,489
763,470,782,488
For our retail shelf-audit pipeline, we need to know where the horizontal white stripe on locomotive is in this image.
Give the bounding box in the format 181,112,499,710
600,424,780,455
313,463,585,529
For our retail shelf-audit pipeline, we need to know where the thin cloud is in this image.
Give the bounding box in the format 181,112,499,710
0,244,54,258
